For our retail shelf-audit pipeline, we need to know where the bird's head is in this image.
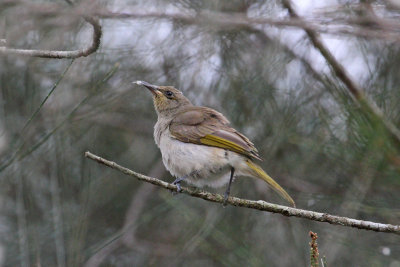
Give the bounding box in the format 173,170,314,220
134,81,192,116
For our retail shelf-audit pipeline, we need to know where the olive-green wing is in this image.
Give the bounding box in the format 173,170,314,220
169,107,261,160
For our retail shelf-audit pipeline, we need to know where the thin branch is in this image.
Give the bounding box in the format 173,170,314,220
22,3,400,42
3,1,400,42
84,151,400,235
83,9,400,43
0,63,119,173
97,10,400,38
0,60,75,172
281,0,400,149
23,59,75,131
0,16,101,58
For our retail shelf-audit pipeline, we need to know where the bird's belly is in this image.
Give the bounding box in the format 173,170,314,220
159,135,233,188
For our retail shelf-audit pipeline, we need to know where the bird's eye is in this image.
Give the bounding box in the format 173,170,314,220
165,91,174,98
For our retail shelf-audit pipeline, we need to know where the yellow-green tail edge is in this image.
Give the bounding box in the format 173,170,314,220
246,160,295,207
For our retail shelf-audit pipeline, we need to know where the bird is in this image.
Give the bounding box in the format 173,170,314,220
134,80,295,207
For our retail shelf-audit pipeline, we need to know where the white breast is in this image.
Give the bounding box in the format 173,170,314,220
158,131,236,188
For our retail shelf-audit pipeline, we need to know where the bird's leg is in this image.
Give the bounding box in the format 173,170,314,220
172,176,186,193
223,167,235,206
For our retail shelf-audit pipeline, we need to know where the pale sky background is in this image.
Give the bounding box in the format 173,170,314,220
101,0,373,92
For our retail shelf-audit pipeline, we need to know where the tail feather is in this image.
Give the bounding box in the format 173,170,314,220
246,160,295,207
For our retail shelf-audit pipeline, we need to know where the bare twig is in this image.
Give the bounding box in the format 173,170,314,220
281,0,400,148
0,16,101,58
84,151,400,235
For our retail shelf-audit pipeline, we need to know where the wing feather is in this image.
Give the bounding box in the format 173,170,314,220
169,107,261,160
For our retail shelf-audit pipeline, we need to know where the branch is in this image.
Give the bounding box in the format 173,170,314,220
282,0,400,149
95,10,400,43
0,16,101,58
85,151,400,235
4,1,400,43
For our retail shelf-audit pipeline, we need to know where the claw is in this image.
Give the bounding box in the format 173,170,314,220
173,180,182,193
223,192,229,206
172,176,185,193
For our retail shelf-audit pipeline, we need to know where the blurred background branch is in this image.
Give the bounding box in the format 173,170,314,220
282,0,400,151
0,16,101,58
2,1,400,47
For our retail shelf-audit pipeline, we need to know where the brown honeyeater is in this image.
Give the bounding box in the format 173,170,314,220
134,81,295,207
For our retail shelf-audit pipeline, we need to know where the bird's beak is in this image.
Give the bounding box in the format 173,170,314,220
133,81,161,96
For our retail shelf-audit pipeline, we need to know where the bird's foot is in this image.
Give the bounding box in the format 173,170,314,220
172,177,185,194
173,182,182,193
223,191,230,207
